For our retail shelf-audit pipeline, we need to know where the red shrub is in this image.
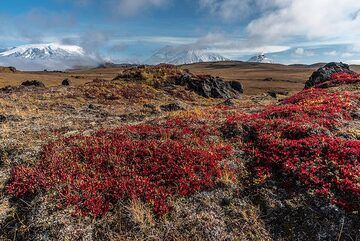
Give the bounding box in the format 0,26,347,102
7,124,233,217
225,88,360,211
314,72,360,88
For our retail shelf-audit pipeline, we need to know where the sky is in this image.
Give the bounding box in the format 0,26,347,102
1,0,360,64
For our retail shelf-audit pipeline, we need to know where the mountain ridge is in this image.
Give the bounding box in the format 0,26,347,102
146,46,229,65
248,53,273,64
0,43,85,59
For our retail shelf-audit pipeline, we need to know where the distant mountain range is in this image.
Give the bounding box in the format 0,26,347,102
0,43,85,59
146,46,229,65
247,53,274,63
0,43,282,70
0,43,98,71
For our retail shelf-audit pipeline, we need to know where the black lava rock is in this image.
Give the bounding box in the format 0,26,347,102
305,62,357,89
174,74,243,99
0,86,16,93
0,114,6,123
21,80,45,88
223,99,235,106
228,81,244,93
267,90,289,98
160,103,184,112
62,78,71,86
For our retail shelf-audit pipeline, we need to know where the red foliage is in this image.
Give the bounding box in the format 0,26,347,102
226,88,360,211
6,73,360,216
314,72,360,88
7,124,233,217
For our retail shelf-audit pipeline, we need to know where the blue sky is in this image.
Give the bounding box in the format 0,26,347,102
1,0,360,64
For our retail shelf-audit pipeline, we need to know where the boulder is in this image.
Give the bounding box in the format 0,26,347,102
267,90,289,98
143,103,157,109
0,86,16,93
21,80,45,88
0,114,6,123
175,74,243,99
160,103,184,112
62,78,71,86
305,62,357,89
228,81,244,93
223,99,235,106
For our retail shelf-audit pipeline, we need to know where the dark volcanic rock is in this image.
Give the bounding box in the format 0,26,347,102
8,66,17,72
160,103,184,112
181,75,243,99
0,86,16,93
268,90,289,98
223,99,235,106
21,80,45,88
0,114,18,123
62,79,71,86
0,114,6,123
143,103,157,109
229,81,244,93
305,62,357,89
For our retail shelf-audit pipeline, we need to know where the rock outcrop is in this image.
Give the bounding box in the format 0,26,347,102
21,80,45,88
305,62,357,89
175,74,243,99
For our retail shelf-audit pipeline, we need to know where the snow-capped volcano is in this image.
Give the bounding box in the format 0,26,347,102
0,43,99,71
247,53,273,64
0,43,85,59
146,46,229,65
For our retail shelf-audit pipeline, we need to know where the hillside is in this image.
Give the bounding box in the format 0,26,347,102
0,64,359,240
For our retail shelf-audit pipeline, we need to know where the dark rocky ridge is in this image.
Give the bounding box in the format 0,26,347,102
21,80,45,88
305,62,357,89
175,74,243,99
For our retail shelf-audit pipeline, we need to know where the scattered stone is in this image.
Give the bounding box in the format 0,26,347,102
0,115,6,123
0,86,16,93
267,90,289,98
160,103,184,112
220,197,231,207
62,79,71,86
88,104,97,110
305,62,357,89
8,66,17,73
143,103,157,109
351,111,360,119
119,113,145,122
263,77,273,81
223,99,235,106
0,114,18,123
228,81,244,93
21,80,45,88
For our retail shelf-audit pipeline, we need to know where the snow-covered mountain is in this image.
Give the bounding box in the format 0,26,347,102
0,43,99,70
247,53,273,64
146,46,229,65
0,43,85,59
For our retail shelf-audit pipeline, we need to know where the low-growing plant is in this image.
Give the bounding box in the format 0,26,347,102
314,72,360,88
7,124,233,217
224,85,360,211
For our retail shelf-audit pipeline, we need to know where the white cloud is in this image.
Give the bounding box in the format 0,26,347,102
324,51,338,56
293,47,314,56
346,59,360,64
111,0,169,16
246,0,360,44
210,45,290,56
198,0,285,21
342,52,354,58
294,48,304,55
